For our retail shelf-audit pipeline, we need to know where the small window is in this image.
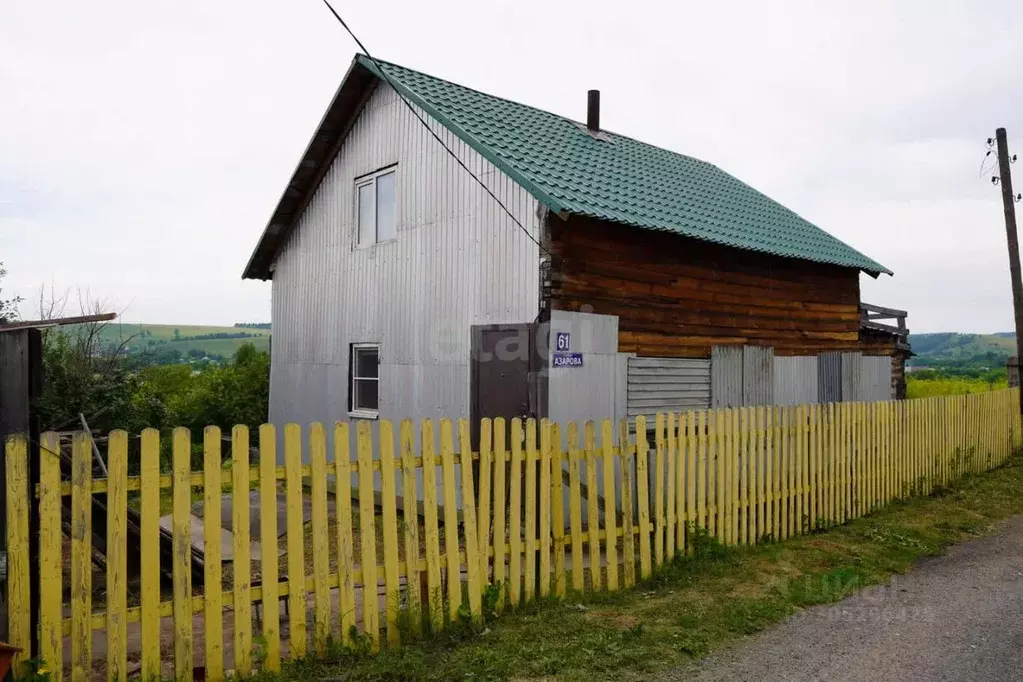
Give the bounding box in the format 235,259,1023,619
350,344,379,417
356,168,396,246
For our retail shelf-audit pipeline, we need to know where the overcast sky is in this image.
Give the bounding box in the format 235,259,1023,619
2,1,1021,333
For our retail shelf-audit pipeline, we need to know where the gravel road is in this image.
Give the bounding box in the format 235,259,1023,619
669,515,1023,681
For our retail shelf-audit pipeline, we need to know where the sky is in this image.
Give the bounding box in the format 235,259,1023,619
2,1,1022,333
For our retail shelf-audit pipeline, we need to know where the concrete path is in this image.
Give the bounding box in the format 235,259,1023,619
673,515,1023,681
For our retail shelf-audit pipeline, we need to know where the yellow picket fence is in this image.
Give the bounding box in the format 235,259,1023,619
5,389,1021,680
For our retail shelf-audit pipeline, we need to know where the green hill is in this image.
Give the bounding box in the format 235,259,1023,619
908,332,1016,368
81,323,270,364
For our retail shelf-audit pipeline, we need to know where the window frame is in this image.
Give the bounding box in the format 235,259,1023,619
349,342,380,419
354,166,397,248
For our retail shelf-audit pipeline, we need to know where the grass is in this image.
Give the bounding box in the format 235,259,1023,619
244,451,1023,681
906,376,1007,398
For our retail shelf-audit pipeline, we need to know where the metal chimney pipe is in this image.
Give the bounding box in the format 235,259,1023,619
587,89,600,131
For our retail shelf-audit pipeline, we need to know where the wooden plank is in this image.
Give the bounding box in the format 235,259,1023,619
619,419,636,588
106,431,129,682
310,422,332,654
670,412,682,556
567,422,584,592
139,429,161,680
172,428,193,682
779,407,790,540
440,419,461,622
772,407,782,536
232,426,253,675
400,420,422,636
420,420,443,630
259,424,282,669
754,407,765,542
459,420,482,618
635,416,652,578
39,432,63,682
685,411,697,552
551,423,567,598
5,434,30,672
654,413,666,566
285,423,308,655
356,421,379,646
523,419,538,601
697,410,707,536
379,421,402,645
601,420,619,590
715,410,726,543
492,418,508,609
585,421,601,589
739,408,749,545
731,408,740,544
508,418,523,606
478,419,493,598
538,419,552,596
202,428,224,680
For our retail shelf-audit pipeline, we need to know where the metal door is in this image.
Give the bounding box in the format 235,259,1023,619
470,323,544,446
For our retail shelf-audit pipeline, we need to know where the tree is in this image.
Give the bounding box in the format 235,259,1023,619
0,261,22,323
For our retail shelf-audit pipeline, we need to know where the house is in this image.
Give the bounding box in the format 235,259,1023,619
243,54,909,432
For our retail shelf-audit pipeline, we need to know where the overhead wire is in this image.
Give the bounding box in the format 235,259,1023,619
318,0,551,258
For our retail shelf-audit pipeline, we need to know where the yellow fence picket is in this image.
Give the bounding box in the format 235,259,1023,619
523,419,538,601
172,428,193,682
6,435,30,674
731,408,740,544
714,410,725,543
667,412,678,558
202,428,224,680
552,423,566,597
654,413,666,566
106,431,128,682
459,419,482,618
755,407,766,541
286,423,309,654
401,420,423,636
585,421,601,589
492,418,508,608
601,420,619,590
539,420,552,596
685,411,697,553
260,424,282,669
140,429,161,680
421,420,444,630
379,420,402,646
739,408,749,545
619,419,636,588
568,422,584,592
39,432,62,682
440,419,461,621
233,426,254,675
697,410,708,536
478,419,494,598
636,416,653,578
508,418,523,606
310,422,332,654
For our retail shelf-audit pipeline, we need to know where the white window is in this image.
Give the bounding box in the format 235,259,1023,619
356,168,397,246
350,343,379,417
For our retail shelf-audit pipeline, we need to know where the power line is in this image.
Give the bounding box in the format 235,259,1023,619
318,0,551,258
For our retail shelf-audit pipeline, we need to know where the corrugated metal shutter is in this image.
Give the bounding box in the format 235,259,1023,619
742,346,774,405
711,346,743,407
818,352,843,403
627,357,711,424
862,355,893,401
774,356,819,405
842,352,863,401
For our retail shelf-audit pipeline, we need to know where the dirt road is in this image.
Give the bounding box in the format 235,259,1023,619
671,516,1023,681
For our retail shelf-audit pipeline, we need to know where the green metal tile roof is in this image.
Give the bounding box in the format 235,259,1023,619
358,55,890,276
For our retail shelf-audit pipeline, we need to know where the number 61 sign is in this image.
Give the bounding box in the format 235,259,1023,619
555,332,571,351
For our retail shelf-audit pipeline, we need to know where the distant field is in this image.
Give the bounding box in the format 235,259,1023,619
908,332,1016,360
79,322,270,360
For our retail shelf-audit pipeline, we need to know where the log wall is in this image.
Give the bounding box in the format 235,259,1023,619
548,216,873,358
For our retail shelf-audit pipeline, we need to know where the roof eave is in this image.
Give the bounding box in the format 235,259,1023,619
242,56,375,280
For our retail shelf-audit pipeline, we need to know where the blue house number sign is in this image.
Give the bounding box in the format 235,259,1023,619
552,332,583,368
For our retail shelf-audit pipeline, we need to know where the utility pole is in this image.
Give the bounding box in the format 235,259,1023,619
995,127,1023,414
